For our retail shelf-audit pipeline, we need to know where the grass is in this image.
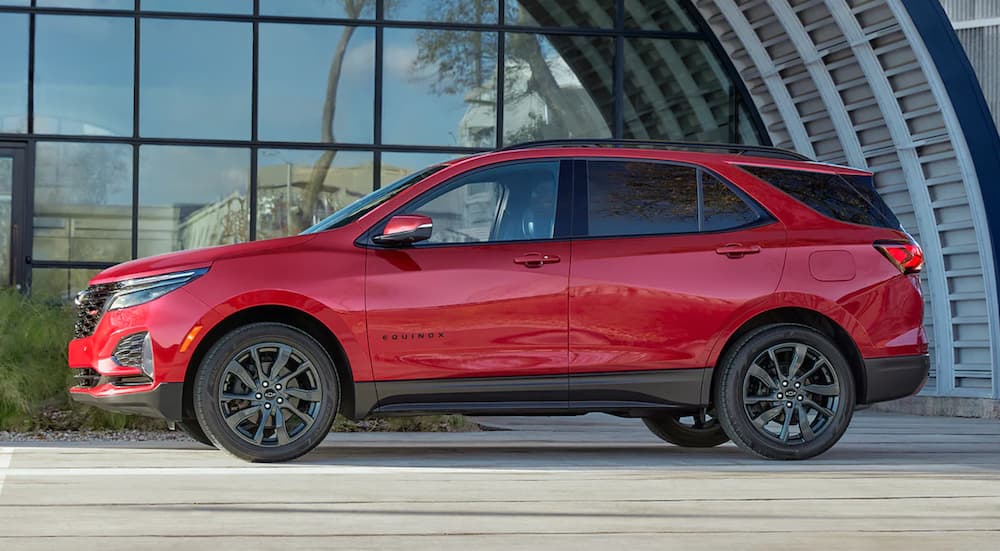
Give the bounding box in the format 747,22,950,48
0,288,474,433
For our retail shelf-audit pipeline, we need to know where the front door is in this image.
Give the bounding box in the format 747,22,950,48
0,145,28,290
365,160,572,407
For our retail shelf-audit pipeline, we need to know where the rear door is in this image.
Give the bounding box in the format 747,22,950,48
365,160,574,408
568,159,786,405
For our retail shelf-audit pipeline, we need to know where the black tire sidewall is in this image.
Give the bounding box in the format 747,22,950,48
643,414,730,448
193,323,340,463
177,419,215,447
716,324,855,460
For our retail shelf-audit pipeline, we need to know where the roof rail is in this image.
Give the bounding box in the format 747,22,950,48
498,139,813,162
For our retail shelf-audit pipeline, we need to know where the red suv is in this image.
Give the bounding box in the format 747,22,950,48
68,140,928,462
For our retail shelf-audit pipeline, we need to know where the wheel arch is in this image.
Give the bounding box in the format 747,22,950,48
706,306,869,405
182,304,358,422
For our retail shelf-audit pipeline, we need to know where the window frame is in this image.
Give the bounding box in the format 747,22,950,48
361,158,574,249
575,157,774,240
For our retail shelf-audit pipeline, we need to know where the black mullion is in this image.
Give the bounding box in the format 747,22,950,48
249,147,258,240
131,5,139,259
31,260,117,270
496,30,505,147
373,2,383,190
26,8,34,134
249,0,259,239
0,133,491,154
613,0,624,139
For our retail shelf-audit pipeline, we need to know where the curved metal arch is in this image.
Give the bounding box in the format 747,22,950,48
695,0,1000,398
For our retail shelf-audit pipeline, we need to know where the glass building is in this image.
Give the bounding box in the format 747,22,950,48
0,0,763,298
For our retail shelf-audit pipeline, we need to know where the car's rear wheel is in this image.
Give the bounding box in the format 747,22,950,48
715,324,855,460
177,419,214,447
193,323,339,463
643,409,730,448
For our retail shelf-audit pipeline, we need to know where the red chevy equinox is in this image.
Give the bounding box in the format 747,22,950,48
68,140,928,462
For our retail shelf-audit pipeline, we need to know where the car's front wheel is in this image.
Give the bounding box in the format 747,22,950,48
643,409,730,448
193,323,340,463
715,324,855,460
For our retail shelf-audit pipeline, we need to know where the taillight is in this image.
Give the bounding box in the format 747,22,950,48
874,241,924,274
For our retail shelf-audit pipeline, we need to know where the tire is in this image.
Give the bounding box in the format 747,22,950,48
643,409,730,448
177,419,215,447
715,324,855,460
193,323,340,463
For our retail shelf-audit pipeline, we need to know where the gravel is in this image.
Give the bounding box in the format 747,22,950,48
0,429,192,442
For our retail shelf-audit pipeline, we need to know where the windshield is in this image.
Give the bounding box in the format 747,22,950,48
301,165,446,234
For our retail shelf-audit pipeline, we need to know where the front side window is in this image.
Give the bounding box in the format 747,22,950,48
400,161,560,245
587,160,762,237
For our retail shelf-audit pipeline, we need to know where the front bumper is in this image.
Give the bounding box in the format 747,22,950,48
69,382,184,420
862,354,930,404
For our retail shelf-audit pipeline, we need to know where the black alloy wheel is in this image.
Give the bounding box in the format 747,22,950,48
715,324,855,460
194,323,339,463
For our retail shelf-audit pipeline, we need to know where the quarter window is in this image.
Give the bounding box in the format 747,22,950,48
701,171,761,231
586,160,761,237
400,161,560,245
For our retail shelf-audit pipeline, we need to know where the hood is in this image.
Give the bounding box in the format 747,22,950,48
90,233,320,285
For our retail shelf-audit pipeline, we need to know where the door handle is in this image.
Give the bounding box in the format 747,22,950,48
514,253,561,268
715,243,761,258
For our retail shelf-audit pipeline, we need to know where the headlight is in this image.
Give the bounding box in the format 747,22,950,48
106,268,208,311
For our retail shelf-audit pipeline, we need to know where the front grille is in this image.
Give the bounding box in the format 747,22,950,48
112,332,147,368
74,368,101,388
74,283,119,338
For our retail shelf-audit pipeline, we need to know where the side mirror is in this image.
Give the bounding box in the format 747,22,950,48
373,214,433,246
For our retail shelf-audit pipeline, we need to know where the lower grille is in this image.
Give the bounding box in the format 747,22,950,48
112,332,147,368
74,368,101,388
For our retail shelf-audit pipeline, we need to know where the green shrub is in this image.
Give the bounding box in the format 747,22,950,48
0,289,75,430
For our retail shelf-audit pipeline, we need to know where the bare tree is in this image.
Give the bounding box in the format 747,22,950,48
293,0,376,234
412,1,595,142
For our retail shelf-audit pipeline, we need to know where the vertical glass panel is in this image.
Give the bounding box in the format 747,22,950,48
506,0,614,28
622,0,697,31
140,19,251,140
381,152,459,181
0,156,12,286
258,149,374,239
389,0,497,23
37,1,133,9
0,14,28,133
622,39,734,142
138,146,250,257
30,268,101,300
382,28,497,147
258,24,375,144
0,1,29,5
33,142,133,263
34,15,134,136
737,103,763,145
260,0,375,18
141,0,251,14
503,33,613,144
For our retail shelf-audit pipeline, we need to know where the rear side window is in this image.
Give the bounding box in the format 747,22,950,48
702,172,761,231
586,160,764,237
740,165,901,229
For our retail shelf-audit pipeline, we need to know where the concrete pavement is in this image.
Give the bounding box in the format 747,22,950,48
0,411,998,550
